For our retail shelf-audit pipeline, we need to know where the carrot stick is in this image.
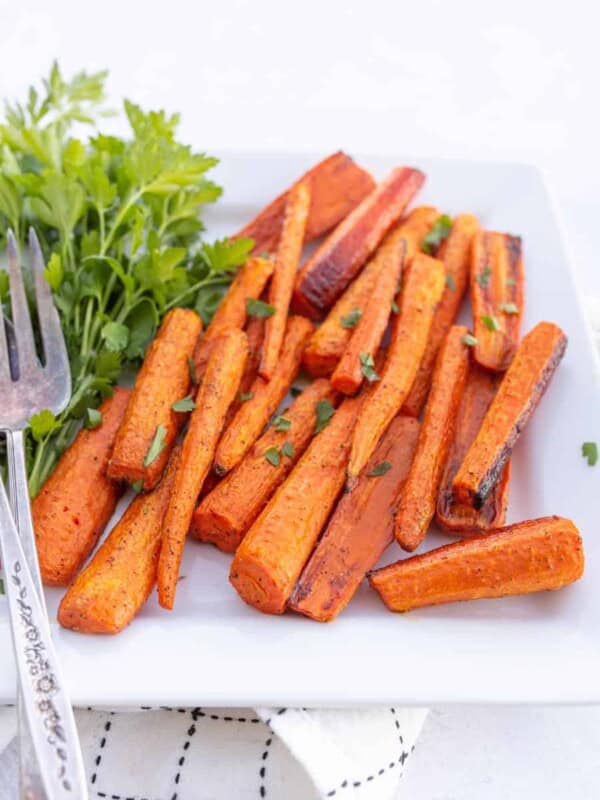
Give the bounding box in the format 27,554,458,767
191,379,338,552
108,308,202,490
293,167,426,319
214,315,313,475
302,206,438,377
234,151,375,255
289,415,420,622
32,387,131,587
194,256,273,377
229,396,362,614
260,182,311,380
348,253,445,481
436,364,511,535
402,213,480,415
158,329,248,609
58,447,181,634
471,230,524,372
452,322,567,507
394,326,470,552
369,516,584,612
221,314,265,430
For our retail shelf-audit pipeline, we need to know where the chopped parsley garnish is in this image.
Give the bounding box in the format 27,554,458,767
582,441,598,466
340,308,362,329
264,446,281,466
239,391,253,402
367,461,392,477
475,264,492,288
445,274,456,291
315,399,335,433
272,415,291,432
360,352,380,383
144,424,167,467
172,395,196,412
246,298,276,318
480,314,500,332
84,408,102,430
281,441,295,459
422,214,452,255
499,302,519,315
462,333,478,347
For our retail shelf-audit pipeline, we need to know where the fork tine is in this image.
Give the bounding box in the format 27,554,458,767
0,291,11,382
6,229,37,376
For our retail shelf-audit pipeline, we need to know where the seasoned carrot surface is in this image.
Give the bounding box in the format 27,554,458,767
471,230,524,372
348,253,445,480
158,329,248,609
33,387,131,587
222,315,265,429
290,415,420,622
230,396,362,614
108,308,202,490
214,315,313,474
261,182,311,380
192,379,337,552
234,151,375,255
369,516,584,612
58,447,181,635
395,326,470,552
403,213,480,415
293,167,425,318
452,322,567,507
437,365,511,534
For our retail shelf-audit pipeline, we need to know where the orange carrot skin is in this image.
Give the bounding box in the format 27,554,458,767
293,167,426,319
452,321,567,507
33,387,131,587
158,329,248,609
222,315,265,430
58,447,181,635
230,396,362,615
471,231,524,372
214,315,313,475
234,152,375,255
348,253,446,480
289,415,420,622
403,213,480,416
302,207,439,377
436,365,511,535
261,182,311,380
191,379,337,552
108,308,202,490
369,516,584,612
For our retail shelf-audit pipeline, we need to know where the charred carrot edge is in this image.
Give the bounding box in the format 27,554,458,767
348,253,445,481
302,207,439,377
191,379,338,552
58,447,181,635
158,329,248,609
289,415,420,622
471,230,524,372
331,237,405,395
293,167,426,319
452,321,567,507
402,214,480,415
233,151,375,255
260,182,311,380
436,364,511,535
194,256,273,377
214,315,313,475
108,308,202,490
229,396,362,615
369,516,584,612
395,326,470,552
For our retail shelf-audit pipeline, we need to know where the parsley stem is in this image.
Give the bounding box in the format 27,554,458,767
100,189,144,256
163,275,231,312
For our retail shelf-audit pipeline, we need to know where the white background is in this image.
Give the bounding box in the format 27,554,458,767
1,0,599,796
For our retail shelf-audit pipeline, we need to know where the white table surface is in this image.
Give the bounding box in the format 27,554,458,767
1,0,599,795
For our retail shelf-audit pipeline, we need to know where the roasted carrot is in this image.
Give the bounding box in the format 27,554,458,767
230,396,362,614
436,365,511,534
194,256,273,377
260,182,311,380
452,322,567,507
471,230,524,372
302,207,439,377
33,388,131,587
58,447,181,635
214,315,313,475
222,314,265,429
403,214,480,415
293,167,426,319
234,151,375,255
394,327,470,551
191,379,337,552
369,516,584,612
108,308,202,490
158,329,248,609
348,253,445,481
289,415,420,622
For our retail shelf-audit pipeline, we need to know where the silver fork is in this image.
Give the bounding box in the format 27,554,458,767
0,229,88,799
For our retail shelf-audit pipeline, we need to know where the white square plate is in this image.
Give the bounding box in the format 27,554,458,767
1,152,599,707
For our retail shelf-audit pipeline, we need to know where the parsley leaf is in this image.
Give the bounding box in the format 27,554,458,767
172,395,196,412
264,446,280,466
132,479,144,494
582,441,598,466
462,333,478,347
315,399,335,433
499,302,519,315
360,352,380,383
367,461,392,477
475,264,492,288
239,391,253,402
84,408,102,429
246,298,276,318
422,214,452,255
144,424,167,467
281,441,295,459
341,308,362,329
391,300,399,314
101,321,129,353
272,415,291,432
480,314,500,332
29,409,61,442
